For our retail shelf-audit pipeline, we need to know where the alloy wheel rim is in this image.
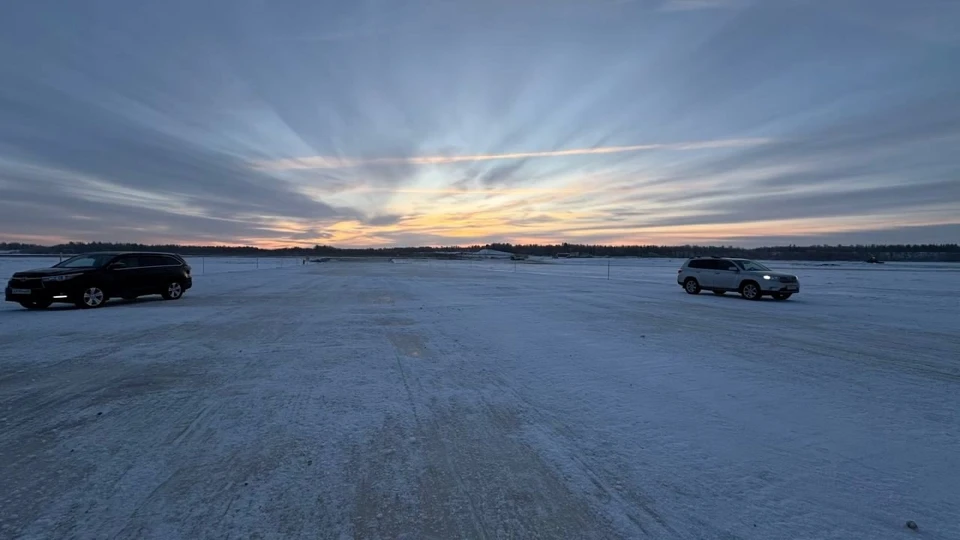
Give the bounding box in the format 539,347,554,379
84,288,104,306
168,283,182,298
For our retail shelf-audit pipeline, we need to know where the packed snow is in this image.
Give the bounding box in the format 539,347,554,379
1,258,958,539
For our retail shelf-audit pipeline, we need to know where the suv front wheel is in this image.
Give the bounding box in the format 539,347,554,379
740,281,762,301
77,286,108,309
162,281,184,300
683,278,701,295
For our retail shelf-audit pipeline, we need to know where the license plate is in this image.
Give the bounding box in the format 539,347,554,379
11,288,31,295
786,285,798,290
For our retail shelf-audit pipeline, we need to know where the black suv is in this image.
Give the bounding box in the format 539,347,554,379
5,252,193,309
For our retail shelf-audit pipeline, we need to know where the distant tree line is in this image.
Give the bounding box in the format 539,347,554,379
491,242,960,262
2,241,958,262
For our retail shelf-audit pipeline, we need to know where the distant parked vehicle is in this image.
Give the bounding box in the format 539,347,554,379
5,252,192,309
677,257,800,300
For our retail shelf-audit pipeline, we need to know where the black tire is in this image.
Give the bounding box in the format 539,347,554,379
76,286,108,309
740,281,762,301
162,281,185,300
772,293,792,301
713,291,726,296
683,278,701,295
19,300,52,310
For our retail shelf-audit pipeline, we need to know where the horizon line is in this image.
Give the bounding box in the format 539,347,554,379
2,240,957,251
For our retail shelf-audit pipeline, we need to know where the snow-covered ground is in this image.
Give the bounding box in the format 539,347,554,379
1,259,957,539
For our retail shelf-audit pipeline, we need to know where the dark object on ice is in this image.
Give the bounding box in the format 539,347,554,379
6,251,193,309
906,520,918,530
865,255,885,264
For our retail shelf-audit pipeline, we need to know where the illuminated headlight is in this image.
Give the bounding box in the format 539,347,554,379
762,275,772,280
42,273,82,282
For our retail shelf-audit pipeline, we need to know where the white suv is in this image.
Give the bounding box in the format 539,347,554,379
677,257,800,300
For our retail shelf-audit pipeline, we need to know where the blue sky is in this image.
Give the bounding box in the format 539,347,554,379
1,0,958,247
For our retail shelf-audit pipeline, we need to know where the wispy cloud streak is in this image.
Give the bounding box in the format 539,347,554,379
252,138,774,171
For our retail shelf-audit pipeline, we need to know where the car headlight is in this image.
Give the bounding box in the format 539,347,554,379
42,273,82,282
762,275,772,280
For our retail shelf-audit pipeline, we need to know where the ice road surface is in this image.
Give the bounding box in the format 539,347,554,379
1,258,958,539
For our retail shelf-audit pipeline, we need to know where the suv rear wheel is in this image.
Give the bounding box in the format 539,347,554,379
740,281,762,301
162,281,184,300
683,278,701,295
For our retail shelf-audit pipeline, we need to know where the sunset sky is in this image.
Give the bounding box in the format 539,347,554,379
1,0,958,247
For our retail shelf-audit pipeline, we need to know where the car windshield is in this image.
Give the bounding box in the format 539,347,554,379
54,254,115,268
735,259,771,272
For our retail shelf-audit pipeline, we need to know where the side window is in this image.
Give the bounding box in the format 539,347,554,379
115,256,143,268
142,255,175,267
718,260,737,271
687,260,706,269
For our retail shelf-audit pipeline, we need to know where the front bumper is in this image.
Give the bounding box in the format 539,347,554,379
5,283,77,303
761,281,800,294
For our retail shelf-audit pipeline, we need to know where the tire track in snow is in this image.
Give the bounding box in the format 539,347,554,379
389,337,491,540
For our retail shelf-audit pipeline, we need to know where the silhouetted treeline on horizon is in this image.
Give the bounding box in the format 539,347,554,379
2,241,958,262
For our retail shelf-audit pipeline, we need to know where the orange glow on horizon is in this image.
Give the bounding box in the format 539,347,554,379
242,211,959,249
8,207,953,250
